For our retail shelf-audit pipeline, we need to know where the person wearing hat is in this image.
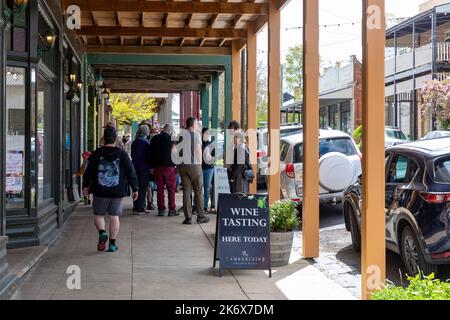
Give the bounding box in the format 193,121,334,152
83,126,139,252
131,124,152,215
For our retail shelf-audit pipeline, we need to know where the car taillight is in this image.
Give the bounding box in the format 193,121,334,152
257,150,267,158
359,154,363,162
419,192,450,204
432,251,450,260
285,163,295,179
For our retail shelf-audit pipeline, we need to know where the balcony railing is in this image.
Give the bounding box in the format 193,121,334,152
437,42,450,63
385,42,449,78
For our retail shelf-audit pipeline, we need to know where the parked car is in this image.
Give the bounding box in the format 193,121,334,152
343,137,450,275
278,129,362,206
421,130,450,140
257,124,303,185
385,126,409,147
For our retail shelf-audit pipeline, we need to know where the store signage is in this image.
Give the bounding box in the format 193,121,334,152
214,193,271,276
213,166,230,209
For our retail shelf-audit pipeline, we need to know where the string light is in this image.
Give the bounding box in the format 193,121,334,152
284,17,411,31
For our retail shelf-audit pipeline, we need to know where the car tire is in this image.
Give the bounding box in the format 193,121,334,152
400,226,438,276
347,204,361,252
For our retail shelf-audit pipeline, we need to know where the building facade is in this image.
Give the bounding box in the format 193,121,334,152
0,0,86,297
318,55,363,134
385,2,450,139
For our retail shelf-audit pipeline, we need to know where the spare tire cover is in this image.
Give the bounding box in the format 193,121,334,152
319,152,355,192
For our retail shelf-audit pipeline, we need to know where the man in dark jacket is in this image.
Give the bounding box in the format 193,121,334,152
131,124,152,214
83,127,138,253
150,123,178,217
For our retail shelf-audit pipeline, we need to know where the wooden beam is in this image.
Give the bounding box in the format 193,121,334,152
70,0,268,14
231,40,241,123
247,23,257,194
107,81,203,91
111,89,182,93
199,14,220,47
85,45,232,55
219,38,227,47
185,13,193,27
302,0,320,259
361,0,386,300
91,11,103,45
267,0,281,205
232,14,243,27
78,26,247,39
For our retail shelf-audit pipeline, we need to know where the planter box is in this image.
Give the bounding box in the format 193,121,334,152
270,231,294,267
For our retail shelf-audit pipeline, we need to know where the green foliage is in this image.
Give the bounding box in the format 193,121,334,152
269,200,299,232
110,93,157,127
257,197,267,209
352,125,363,151
284,45,303,101
371,272,450,300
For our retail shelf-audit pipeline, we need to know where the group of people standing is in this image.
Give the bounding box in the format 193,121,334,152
82,117,253,253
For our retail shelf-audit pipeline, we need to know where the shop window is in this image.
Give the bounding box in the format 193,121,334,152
5,67,26,209
328,105,338,130
37,75,54,204
6,1,29,52
319,110,327,129
340,102,351,134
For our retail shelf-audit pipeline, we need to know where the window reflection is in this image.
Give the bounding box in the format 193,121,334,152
5,67,26,209
37,75,54,203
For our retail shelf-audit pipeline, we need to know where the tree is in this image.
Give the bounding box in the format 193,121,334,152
419,79,450,130
257,57,268,127
284,45,303,101
110,93,158,127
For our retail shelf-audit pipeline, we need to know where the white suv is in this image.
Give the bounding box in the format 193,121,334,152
279,130,362,205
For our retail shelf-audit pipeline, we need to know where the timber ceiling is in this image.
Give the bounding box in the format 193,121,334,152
67,0,279,55
93,64,226,92
66,0,289,92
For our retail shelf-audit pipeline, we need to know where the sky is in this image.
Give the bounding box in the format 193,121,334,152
257,0,425,68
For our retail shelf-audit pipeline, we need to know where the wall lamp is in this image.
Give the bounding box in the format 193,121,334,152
77,81,83,91
37,30,57,58
69,73,77,84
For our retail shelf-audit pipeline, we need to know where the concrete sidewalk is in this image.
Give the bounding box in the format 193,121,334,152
9,198,357,300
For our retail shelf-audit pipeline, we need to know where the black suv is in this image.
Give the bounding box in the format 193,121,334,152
343,137,450,275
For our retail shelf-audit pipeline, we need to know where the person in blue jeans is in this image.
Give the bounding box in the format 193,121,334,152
202,128,215,212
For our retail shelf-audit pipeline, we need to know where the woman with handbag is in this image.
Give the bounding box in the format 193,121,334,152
229,129,253,194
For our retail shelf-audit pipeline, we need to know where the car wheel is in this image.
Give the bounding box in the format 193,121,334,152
347,204,361,252
400,226,438,276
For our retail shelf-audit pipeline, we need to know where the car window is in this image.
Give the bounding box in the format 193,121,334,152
386,129,407,140
387,154,419,184
280,141,290,162
280,128,301,138
434,157,450,183
293,137,357,163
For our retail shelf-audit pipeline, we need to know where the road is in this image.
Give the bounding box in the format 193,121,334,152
312,203,450,291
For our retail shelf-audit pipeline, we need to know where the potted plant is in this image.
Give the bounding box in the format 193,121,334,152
269,199,299,267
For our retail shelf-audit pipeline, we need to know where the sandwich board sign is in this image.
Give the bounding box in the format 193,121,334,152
213,193,271,277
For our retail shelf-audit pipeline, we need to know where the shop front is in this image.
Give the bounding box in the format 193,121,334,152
0,0,84,296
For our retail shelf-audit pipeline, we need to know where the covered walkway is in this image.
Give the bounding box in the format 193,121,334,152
9,198,356,300
0,0,387,300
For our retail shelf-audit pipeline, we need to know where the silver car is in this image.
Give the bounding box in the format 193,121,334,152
279,130,362,205
385,127,409,147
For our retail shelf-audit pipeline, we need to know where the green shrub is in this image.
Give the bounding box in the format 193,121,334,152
269,200,299,232
352,125,363,144
371,272,450,300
